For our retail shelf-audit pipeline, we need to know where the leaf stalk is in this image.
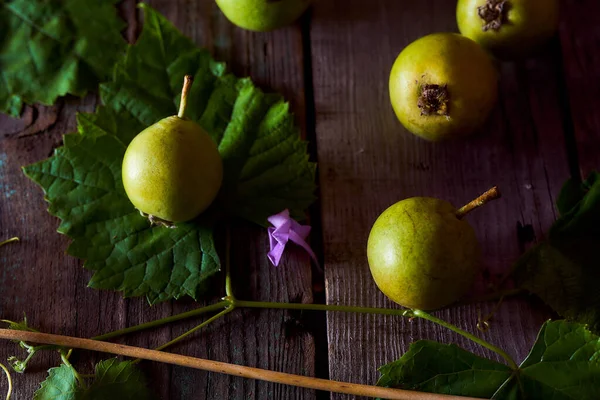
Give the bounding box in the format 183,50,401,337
153,307,234,353
92,300,230,341
60,351,87,390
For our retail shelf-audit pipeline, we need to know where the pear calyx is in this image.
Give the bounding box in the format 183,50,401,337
478,0,509,32
418,84,450,116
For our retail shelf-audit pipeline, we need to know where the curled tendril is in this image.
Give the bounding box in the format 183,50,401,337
477,295,506,333
477,309,491,332
0,362,13,400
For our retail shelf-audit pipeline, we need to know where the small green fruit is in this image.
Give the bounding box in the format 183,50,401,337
389,32,498,141
367,188,500,310
122,76,223,225
216,0,311,32
457,0,560,60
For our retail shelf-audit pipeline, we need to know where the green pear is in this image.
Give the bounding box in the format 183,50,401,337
122,76,223,225
457,0,560,60
389,32,498,141
216,0,312,32
367,188,500,310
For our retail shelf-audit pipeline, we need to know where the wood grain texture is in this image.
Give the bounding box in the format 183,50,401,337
2,0,597,399
559,0,600,175
0,2,174,399
0,95,143,398
309,1,570,398
139,1,316,399
0,1,314,399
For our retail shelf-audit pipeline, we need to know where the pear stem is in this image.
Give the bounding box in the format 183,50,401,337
456,187,501,219
177,75,193,119
0,237,19,248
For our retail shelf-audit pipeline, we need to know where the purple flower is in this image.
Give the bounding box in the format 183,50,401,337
267,209,319,268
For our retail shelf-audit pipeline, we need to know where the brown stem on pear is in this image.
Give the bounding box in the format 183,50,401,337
0,237,19,247
456,186,501,219
177,75,193,119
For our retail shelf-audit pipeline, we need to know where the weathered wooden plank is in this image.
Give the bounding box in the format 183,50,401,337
142,1,315,399
0,0,314,397
559,0,600,175
310,1,570,397
0,1,172,398
0,95,135,397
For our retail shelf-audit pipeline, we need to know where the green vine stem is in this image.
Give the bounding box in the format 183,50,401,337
236,300,415,317
91,297,515,374
95,300,416,341
239,301,517,369
225,225,234,298
0,362,12,400
0,237,19,248
60,351,87,390
154,307,234,353
412,309,518,370
92,300,229,341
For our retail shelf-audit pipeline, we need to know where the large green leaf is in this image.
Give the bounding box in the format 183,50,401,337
514,172,600,333
33,359,153,400
23,4,317,304
0,0,126,117
493,320,600,399
378,320,600,399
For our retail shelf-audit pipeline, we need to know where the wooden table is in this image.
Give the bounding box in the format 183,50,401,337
1,1,598,399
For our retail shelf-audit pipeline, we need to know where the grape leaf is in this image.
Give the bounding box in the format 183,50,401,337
492,320,600,399
513,172,600,333
377,320,600,399
83,359,154,400
33,364,78,400
0,0,126,117
377,341,512,398
514,240,600,334
550,172,600,237
23,4,316,304
33,359,153,400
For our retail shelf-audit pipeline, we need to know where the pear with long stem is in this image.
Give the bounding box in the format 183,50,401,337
367,187,501,310
122,75,223,227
